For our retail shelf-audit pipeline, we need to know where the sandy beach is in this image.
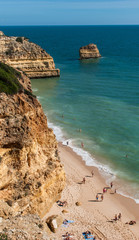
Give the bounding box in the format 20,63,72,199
44,143,139,240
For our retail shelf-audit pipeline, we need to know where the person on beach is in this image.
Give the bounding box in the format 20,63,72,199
55,149,58,156
103,188,107,193
57,200,67,207
114,214,118,221
63,232,74,240
110,182,113,188
63,219,68,225
118,213,121,220
101,194,104,201
91,170,94,177
129,220,136,225
81,142,84,148
125,220,136,225
64,232,71,237
83,231,91,239
96,194,98,201
67,141,69,146
82,177,85,184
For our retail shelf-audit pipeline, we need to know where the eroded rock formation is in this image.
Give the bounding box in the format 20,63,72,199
79,43,101,59
0,64,65,220
0,31,60,78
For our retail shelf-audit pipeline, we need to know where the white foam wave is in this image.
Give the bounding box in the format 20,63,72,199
70,143,117,181
48,121,64,142
117,191,139,204
47,117,139,204
32,88,38,92
69,143,139,204
37,96,43,100
135,199,139,204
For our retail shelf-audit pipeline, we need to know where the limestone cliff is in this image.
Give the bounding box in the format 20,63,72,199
79,43,101,59
0,31,60,78
0,63,65,220
0,214,50,240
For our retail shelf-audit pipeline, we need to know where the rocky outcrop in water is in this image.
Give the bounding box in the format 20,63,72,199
0,63,65,221
0,31,60,78
79,43,101,59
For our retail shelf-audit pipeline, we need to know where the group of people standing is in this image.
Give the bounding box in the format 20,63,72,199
96,181,115,202
96,193,104,202
114,213,122,221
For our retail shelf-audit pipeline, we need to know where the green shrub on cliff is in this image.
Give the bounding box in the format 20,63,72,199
0,62,23,94
0,62,36,97
0,233,8,240
16,37,23,43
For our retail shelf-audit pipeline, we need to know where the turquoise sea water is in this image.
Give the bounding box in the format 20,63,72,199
1,26,139,202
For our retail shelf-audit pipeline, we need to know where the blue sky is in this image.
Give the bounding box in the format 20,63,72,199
0,0,139,25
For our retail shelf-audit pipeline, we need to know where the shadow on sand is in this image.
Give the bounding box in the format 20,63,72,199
88,200,100,202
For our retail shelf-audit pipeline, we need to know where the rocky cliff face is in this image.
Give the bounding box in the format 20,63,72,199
0,64,65,220
0,214,50,240
79,43,101,59
0,31,60,78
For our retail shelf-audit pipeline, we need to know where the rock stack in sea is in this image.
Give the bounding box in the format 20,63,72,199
0,31,60,78
0,63,65,222
79,43,101,59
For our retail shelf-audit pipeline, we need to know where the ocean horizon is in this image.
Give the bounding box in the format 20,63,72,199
1,24,139,26
1,25,139,203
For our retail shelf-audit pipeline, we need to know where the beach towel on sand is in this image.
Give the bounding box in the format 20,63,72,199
62,224,68,228
82,232,95,240
62,220,74,227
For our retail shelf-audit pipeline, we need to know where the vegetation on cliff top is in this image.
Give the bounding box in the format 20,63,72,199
0,62,35,97
0,62,23,94
0,233,8,240
16,37,23,43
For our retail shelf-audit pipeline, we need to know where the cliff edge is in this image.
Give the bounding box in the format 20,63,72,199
0,63,65,220
79,43,101,59
0,31,60,78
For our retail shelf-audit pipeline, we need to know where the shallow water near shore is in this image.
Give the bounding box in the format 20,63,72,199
2,25,139,202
